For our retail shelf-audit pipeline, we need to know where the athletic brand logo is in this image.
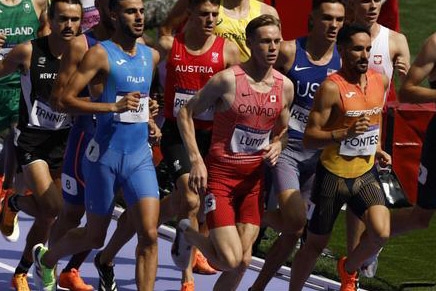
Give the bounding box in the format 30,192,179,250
345,91,356,98
116,59,127,65
173,160,181,172
37,57,46,67
174,54,181,61
216,18,223,26
294,65,311,72
242,92,251,97
373,54,383,65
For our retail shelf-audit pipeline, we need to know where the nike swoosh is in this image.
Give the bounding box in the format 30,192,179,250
116,59,127,65
216,18,223,26
294,65,312,72
242,93,251,97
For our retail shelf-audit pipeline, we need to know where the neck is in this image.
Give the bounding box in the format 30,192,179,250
47,34,68,59
342,68,367,87
306,34,335,62
184,28,212,51
111,33,138,55
241,60,273,83
369,22,380,38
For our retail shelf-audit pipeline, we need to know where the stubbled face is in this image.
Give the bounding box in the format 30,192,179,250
115,0,145,38
341,32,372,74
248,24,282,67
351,0,382,26
189,1,219,36
311,2,345,42
49,2,82,41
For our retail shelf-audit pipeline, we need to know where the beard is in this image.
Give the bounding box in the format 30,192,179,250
119,18,143,38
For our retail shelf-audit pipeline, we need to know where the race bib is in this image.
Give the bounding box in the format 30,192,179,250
204,193,216,214
62,173,78,196
288,104,310,133
85,138,100,162
230,125,270,153
29,99,72,129
113,93,149,123
173,90,214,121
339,125,379,156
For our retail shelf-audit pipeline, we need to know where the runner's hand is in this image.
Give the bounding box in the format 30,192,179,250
189,161,208,195
113,91,141,112
263,141,282,167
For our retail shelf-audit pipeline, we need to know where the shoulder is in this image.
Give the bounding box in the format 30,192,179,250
223,38,240,57
14,40,33,57
281,74,294,99
280,40,297,56
32,0,48,11
69,35,89,52
85,43,108,59
388,28,409,52
423,32,436,51
260,3,279,19
150,46,160,65
274,40,296,73
206,66,237,90
320,78,340,95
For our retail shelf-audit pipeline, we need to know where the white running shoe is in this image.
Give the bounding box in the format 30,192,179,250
171,219,192,270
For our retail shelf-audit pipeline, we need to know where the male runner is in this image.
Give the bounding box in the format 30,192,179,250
176,14,293,291
289,24,391,291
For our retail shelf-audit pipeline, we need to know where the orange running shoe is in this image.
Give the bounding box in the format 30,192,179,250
58,268,94,291
0,189,19,242
11,273,30,291
181,281,194,291
192,250,217,275
337,257,358,291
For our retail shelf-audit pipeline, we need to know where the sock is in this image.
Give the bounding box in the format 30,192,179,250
62,250,92,272
15,257,32,275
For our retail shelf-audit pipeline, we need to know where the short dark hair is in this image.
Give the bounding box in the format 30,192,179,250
188,0,220,10
337,23,370,46
48,0,82,19
312,0,345,12
245,14,281,40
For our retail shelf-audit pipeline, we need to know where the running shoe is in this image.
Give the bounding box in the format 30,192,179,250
32,243,56,291
58,268,94,291
94,251,117,291
11,273,30,291
171,219,192,270
0,189,20,242
180,281,194,291
192,250,217,275
360,248,383,278
337,257,358,291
